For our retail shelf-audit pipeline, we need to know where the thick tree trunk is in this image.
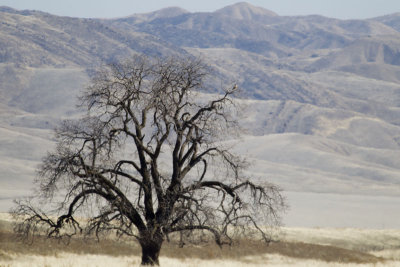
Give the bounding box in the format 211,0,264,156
139,231,163,266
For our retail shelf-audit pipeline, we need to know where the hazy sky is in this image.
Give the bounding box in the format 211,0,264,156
0,0,399,19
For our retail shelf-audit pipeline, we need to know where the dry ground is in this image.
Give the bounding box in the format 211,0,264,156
0,213,399,266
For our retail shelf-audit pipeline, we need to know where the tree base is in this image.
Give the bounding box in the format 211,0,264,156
140,236,162,266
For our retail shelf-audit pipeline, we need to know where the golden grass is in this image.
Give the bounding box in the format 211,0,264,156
0,224,384,265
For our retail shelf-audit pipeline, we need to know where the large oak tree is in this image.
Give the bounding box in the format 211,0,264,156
13,56,286,265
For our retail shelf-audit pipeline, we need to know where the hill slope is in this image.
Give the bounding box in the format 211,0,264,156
1,2,400,227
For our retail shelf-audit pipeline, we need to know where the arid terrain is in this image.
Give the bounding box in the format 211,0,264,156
1,2,400,228
1,4,400,267
1,213,400,266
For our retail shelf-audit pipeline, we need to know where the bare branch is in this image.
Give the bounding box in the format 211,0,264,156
13,55,286,266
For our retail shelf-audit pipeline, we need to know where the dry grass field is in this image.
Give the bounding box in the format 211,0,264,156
1,213,399,266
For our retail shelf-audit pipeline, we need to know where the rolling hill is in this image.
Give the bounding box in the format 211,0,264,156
1,2,400,227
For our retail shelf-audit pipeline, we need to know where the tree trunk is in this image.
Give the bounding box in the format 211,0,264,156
139,231,163,266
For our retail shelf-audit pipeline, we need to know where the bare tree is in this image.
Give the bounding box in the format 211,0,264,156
12,56,286,266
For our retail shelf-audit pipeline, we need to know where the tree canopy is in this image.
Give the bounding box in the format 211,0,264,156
13,56,286,265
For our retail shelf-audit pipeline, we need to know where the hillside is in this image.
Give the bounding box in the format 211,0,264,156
1,2,400,227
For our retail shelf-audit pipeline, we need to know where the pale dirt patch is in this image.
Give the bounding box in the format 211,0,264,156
0,213,12,222
371,249,400,261
280,227,400,252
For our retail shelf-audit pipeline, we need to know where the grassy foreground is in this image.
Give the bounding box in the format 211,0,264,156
1,213,399,266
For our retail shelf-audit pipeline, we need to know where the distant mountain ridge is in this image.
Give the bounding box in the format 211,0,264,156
115,7,190,24
215,2,278,20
